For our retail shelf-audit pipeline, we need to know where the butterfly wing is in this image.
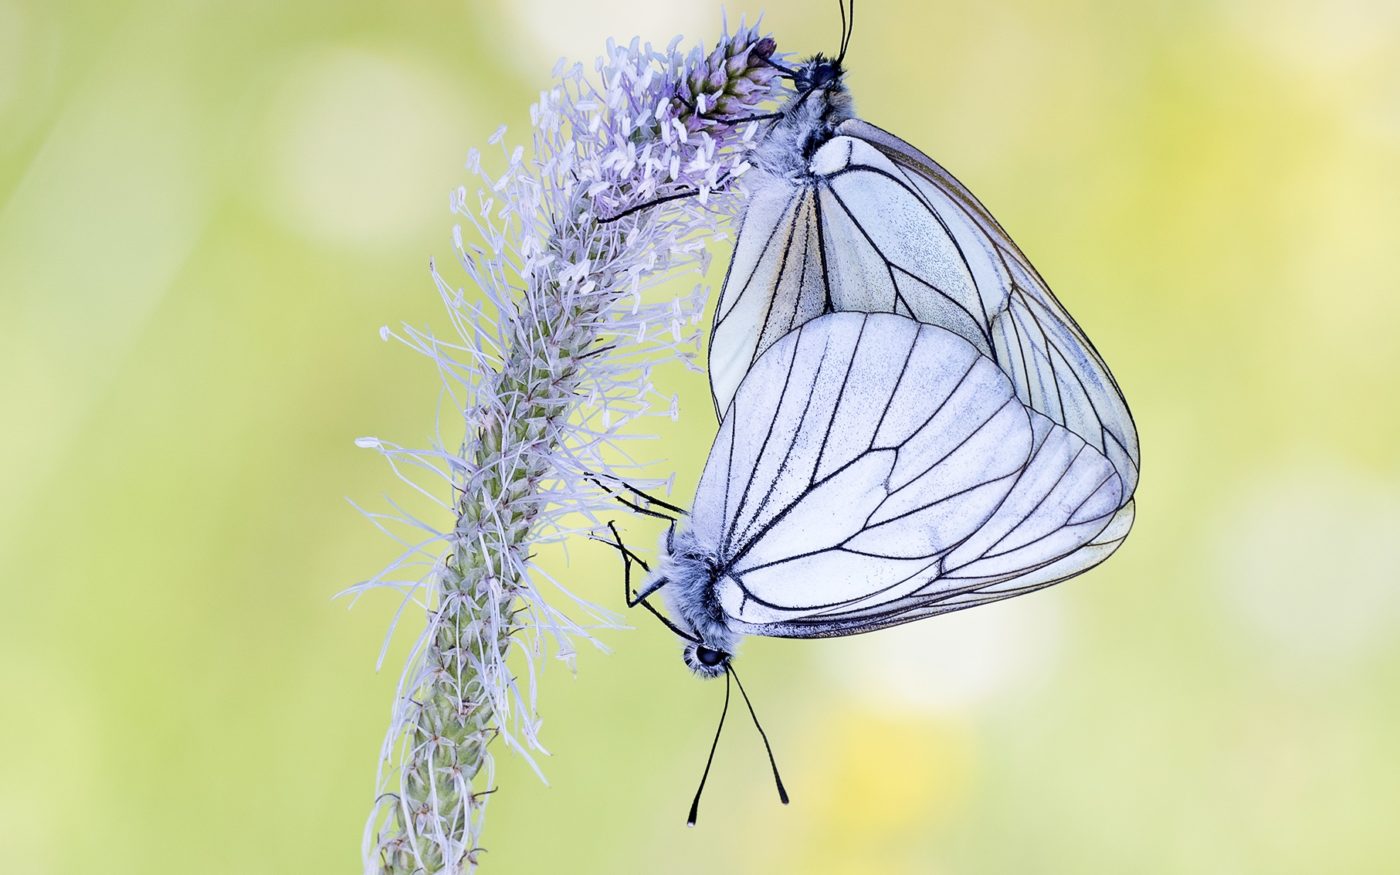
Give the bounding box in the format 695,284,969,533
708,177,830,421
842,119,1139,498
701,312,1130,639
756,426,1135,639
698,311,1056,630
739,501,1136,639
709,120,1139,499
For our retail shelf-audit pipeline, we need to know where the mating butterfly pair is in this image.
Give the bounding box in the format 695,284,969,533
601,11,1138,824
621,58,1138,677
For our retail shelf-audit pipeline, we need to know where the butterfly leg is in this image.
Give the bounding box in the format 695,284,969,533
588,520,654,607
595,172,734,224
702,111,783,124
594,188,704,224
584,472,689,519
590,520,699,642
673,92,782,126
758,55,802,80
604,520,652,606
676,94,784,126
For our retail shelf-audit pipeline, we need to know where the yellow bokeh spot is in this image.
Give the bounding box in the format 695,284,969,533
778,710,975,874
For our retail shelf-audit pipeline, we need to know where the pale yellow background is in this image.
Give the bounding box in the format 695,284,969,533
2,1,1398,872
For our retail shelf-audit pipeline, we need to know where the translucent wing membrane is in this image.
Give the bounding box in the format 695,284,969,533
709,119,1139,499
709,183,830,420
689,313,1127,637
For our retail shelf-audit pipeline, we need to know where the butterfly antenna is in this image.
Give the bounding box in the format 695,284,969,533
687,669,732,827
839,0,856,64
836,0,848,62
728,666,789,805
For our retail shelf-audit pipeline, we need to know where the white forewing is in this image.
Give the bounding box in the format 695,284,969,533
709,118,1139,502
689,313,1043,628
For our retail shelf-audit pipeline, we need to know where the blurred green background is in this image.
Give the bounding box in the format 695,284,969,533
3,0,1399,872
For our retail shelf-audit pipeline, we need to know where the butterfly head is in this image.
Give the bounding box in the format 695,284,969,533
786,0,855,97
682,642,732,679
794,54,846,94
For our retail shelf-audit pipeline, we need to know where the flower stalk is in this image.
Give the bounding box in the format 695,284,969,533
353,22,783,874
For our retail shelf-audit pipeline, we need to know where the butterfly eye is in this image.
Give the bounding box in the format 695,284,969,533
807,62,840,89
695,646,727,667
682,644,730,679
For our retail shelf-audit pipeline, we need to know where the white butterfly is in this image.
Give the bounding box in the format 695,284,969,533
623,310,1130,679
597,14,1138,820
601,307,1129,822
696,40,1138,618
611,26,1135,667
